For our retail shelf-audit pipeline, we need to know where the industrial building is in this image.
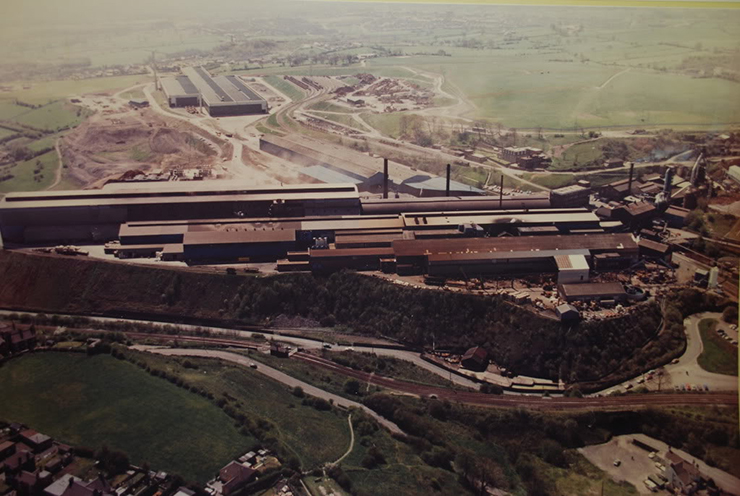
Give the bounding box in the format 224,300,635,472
160,67,267,116
0,182,362,244
260,134,419,194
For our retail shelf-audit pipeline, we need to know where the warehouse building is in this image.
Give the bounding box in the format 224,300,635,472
391,233,638,277
558,282,628,303
160,67,267,116
550,185,591,208
260,134,418,193
0,182,361,243
399,175,484,197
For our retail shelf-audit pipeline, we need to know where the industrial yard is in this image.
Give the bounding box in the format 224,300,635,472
1,2,739,496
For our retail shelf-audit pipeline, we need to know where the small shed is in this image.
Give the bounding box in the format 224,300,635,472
556,304,580,322
461,346,489,372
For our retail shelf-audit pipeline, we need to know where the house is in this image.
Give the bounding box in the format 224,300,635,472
0,447,34,475
19,429,52,452
0,440,15,459
219,461,257,495
0,323,37,355
461,346,489,372
663,451,701,495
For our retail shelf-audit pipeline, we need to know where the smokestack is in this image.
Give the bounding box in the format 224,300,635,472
664,166,674,198
499,175,504,209
383,158,388,199
446,164,451,197
627,162,634,196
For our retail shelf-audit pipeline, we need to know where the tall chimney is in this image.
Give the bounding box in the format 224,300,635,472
446,164,451,197
499,175,504,209
664,166,674,198
627,162,635,196
383,158,388,199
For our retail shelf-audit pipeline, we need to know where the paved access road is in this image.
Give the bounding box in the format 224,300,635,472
141,347,402,435
662,313,738,391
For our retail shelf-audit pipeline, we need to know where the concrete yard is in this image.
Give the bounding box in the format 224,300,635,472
580,434,740,495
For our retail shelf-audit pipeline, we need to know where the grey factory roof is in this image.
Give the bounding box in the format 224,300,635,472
361,194,551,214
183,229,296,245
428,248,591,263
401,175,485,194
300,165,366,185
0,183,360,210
161,76,200,98
261,134,419,182
181,67,265,107
393,233,638,258
401,209,599,228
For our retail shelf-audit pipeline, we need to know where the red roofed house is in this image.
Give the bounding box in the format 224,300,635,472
19,429,52,453
664,451,701,495
219,461,256,495
0,323,36,355
461,346,489,372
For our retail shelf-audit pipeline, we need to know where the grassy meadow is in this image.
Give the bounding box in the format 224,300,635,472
0,352,250,482
698,318,738,376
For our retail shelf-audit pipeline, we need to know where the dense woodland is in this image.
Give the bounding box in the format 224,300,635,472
0,252,727,385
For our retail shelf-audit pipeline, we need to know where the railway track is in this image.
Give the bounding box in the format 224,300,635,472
71,328,738,411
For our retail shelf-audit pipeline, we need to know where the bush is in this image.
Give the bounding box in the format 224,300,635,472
292,386,305,398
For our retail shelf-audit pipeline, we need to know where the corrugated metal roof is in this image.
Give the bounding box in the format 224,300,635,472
309,247,394,258
299,165,365,185
559,282,626,297
394,233,637,258
401,209,599,228
184,229,296,245
402,175,484,194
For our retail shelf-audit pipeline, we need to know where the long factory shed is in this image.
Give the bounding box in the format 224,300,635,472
0,182,362,244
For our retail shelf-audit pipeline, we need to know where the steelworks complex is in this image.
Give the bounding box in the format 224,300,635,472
0,177,679,291
161,67,267,116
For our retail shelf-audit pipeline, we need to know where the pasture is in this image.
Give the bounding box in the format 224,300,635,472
0,352,250,483
0,150,59,193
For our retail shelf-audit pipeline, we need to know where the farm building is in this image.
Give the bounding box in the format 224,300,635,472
160,67,267,116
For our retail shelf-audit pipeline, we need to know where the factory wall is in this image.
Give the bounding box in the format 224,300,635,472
170,96,200,107
207,102,267,117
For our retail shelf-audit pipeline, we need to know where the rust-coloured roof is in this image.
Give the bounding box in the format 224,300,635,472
393,233,637,258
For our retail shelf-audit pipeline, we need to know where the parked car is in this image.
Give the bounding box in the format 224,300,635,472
613,459,621,467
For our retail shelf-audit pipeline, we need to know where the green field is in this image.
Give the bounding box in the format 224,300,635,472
359,112,404,138
0,150,59,193
0,101,29,120
698,318,738,376
308,101,355,114
263,76,305,102
128,350,351,470
0,75,148,106
543,453,638,496
309,111,369,131
0,352,249,483
10,101,91,132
